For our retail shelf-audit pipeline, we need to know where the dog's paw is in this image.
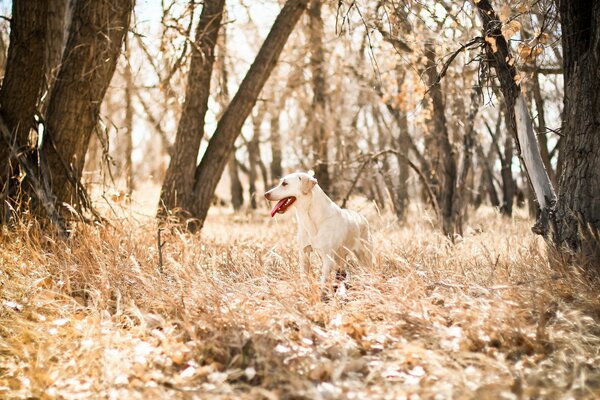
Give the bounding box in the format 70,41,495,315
334,282,348,301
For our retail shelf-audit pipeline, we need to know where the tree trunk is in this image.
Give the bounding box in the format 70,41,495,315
248,119,261,210
476,142,501,209
554,0,600,265
191,0,308,231
500,127,515,216
228,154,244,211
157,0,225,219
395,110,411,219
43,0,133,208
308,0,330,195
0,0,48,166
0,0,48,221
424,43,458,237
42,0,71,113
532,69,556,187
451,86,480,235
270,110,283,183
475,0,556,234
124,39,134,196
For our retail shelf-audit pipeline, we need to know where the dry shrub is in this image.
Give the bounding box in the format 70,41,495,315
1,204,599,399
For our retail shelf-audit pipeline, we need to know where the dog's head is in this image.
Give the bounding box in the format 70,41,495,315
264,172,318,217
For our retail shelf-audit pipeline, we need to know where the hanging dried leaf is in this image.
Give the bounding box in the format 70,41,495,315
502,20,522,40
485,36,498,53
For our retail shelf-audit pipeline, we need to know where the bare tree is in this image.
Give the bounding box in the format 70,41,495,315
190,0,309,231
474,0,556,234
43,0,134,209
158,0,225,220
308,0,331,195
42,0,71,113
423,43,458,236
124,39,135,196
554,0,600,266
0,0,48,220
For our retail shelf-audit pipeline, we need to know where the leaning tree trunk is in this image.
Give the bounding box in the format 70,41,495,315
475,0,556,235
0,0,48,221
43,0,134,208
554,0,600,265
308,0,330,195
157,0,225,220
191,0,309,231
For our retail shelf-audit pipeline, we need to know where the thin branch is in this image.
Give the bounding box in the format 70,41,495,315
341,149,439,217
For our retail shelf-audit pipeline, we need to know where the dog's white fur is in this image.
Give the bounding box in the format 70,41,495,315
265,172,373,290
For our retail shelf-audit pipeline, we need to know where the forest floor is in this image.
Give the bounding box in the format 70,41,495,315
1,200,599,399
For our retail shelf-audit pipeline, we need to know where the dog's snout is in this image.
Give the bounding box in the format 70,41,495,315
264,191,272,200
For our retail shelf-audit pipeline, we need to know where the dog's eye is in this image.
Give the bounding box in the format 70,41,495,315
281,181,288,186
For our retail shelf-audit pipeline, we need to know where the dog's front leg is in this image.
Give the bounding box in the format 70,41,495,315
297,227,312,276
319,252,336,294
298,244,311,275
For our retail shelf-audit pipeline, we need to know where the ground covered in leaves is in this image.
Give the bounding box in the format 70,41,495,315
1,204,599,399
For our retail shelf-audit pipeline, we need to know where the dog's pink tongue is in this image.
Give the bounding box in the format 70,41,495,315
270,198,288,217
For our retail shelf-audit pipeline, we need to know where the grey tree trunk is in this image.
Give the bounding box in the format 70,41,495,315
475,0,556,234
157,0,225,220
532,69,556,187
451,87,480,235
554,0,600,265
191,0,309,232
269,110,283,183
424,43,458,237
228,154,244,211
43,0,134,208
124,39,134,196
308,0,330,195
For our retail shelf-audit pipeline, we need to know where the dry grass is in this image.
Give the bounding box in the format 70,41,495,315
1,202,600,399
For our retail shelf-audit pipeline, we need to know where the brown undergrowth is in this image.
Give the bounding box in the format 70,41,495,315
1,203,599,399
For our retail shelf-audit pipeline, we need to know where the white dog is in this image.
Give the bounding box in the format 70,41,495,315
264,172,373,292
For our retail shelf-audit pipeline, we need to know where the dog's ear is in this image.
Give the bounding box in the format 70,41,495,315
301,176,318,194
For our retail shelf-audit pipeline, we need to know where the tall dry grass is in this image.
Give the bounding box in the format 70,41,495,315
1,202,599,399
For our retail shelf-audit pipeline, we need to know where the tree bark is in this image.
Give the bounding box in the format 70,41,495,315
475,142,501,209
308,0,330,195
451,86,480,235
270,110,283,183
42,0,71,113
248,113,265,210
475,0,556,234
191,0,308,231
157,0,225,219
424,43,458,237
124,39,134,196
554,0,600,265
0,0,48,221
532,69,556,187
43,0,134,208
0,0,48,167
228,154,244,211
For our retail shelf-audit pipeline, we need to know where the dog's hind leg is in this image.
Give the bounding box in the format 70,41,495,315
355,243,373,268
